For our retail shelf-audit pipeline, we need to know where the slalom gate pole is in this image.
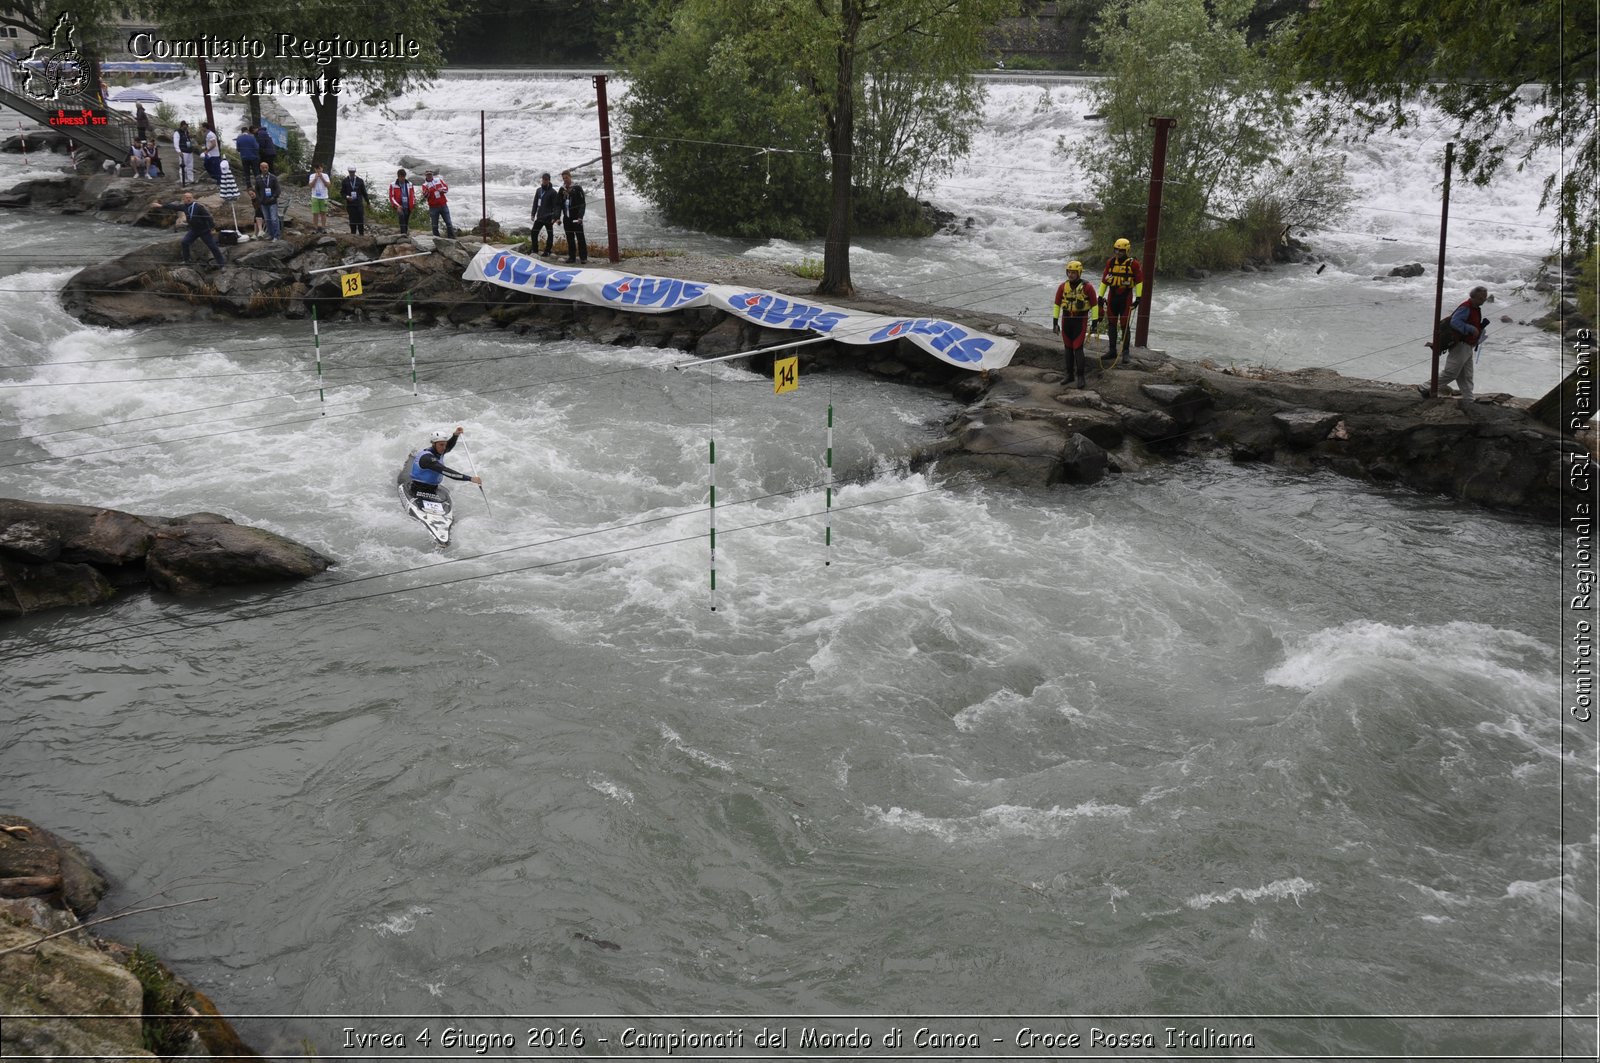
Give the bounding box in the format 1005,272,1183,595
709,435,718,612
406,294,418,396
461,439,492,517
311,304,325,413
824,396,834,567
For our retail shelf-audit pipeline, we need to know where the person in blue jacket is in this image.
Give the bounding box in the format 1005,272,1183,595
407,427,482,497
235,126,259,169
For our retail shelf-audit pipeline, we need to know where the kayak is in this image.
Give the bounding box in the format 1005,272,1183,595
396,461,453,546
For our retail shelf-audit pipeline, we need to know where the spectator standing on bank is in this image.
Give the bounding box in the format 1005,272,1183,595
134,103,149,141
254,161,283,240
256,126,278,172
1419,286,1490,401
307,164,331,233
235,125,259,171
560,169,587,264
340,166,371,234
531,172,560,256
201,123,221,183
151,192,226,268
1098,237,1143,366
1051,259,1100,389
420,169,456,238
390,168,417,236
172,121,194,185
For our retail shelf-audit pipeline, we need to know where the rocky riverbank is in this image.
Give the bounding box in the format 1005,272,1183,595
0,499,334,620
0,814,258,1059
6,171,1590,523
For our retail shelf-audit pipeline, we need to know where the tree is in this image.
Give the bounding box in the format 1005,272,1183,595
780,0,1018,296
146,1,463,171
1279,0,1597,257
617,0,1017,296
1074,0,1322,271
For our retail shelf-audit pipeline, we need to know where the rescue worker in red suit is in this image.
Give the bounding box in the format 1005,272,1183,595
1051,260,1100,388
1099,237,1144,366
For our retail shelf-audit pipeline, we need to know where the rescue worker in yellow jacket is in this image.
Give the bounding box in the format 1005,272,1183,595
1099,237,1144,366
1051,260,1100,388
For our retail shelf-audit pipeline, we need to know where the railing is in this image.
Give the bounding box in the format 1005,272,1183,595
0,55,139,163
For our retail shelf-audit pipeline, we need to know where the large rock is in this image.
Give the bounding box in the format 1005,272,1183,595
0,558,116,617
0,918,152,1061
145,522,334,595
1273,408,1344,447
0,500,154,566
0,817,109,918
1053,433,1109,484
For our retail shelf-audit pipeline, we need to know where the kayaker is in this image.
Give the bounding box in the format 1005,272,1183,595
408,427,482,496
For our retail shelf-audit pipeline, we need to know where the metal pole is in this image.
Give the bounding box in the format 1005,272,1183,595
1428,142,1455,397
708,436,717,612
1134,116,1176,350
480,109,487,239
406,294,417,396
196,56,216,138
594,74,620,263
824,402,834,567
671,334,831,371
311,304,325,413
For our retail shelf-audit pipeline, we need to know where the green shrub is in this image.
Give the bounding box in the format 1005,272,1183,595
125,946,195,1058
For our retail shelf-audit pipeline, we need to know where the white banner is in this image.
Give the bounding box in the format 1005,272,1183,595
461,245,1017,371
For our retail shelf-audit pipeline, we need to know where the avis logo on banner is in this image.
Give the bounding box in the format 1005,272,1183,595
602,277,707,309
724,292,846,332
481,251,578,292
869,319,993,364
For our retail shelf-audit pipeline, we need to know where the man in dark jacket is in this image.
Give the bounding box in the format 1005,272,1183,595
531,172,560,256
253,162,283,240
235,126,259,169
151,192,226,268
340,167,371,234
255,126,278,172
560,169,587,264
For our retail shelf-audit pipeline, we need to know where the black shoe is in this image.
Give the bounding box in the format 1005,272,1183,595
565,258,577,263
1415,384,1431,398
1077,378,1087,388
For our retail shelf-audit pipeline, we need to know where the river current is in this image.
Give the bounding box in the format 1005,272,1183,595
0,73,1593,1057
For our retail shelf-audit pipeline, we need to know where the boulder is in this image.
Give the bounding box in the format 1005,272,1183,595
0,519,62,562
1273,408,1344,447
1138,382,1213,425
144,522,334,595
0,558,116,617
1053,433,1109,484
1387,263,1425,278
0,917,152,1061
0,817,109,919
0,500,154,566
693,316,747,357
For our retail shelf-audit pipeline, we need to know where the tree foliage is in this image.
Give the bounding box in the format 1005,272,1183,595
1076,0,1308,271
617,0,1016,295
1279,0,1597,256
145,0,462,171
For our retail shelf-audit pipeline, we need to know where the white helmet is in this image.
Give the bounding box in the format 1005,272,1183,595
430,429,453,442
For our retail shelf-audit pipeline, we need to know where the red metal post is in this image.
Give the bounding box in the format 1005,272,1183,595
1134,116,1176,349
594,74,620,263
480,109,488,238
1428,142,1454,396
196,55,216,138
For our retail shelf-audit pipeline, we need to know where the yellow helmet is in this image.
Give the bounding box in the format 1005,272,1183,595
1065,260,1083,273
1114,238,1131,251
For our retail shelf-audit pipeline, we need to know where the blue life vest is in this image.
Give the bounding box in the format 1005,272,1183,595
410,446,443,485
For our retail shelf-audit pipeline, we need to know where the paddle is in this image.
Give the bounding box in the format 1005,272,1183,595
460,437,493,518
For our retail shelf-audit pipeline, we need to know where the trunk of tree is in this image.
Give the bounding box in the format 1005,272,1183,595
817,0,861,298
310,62,340,172
246,57,262,128
1529,347,1596,433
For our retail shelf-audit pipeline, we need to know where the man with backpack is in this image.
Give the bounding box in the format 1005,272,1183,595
1419,286,1489,401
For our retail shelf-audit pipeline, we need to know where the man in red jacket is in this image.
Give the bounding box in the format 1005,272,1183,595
389,168,417,236
421,169,456,238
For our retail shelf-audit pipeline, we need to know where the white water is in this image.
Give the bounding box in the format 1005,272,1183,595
0,72,1591,1058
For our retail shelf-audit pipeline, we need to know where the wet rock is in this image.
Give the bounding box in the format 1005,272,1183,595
1273,409,1344,446
1053,433,1108,484
0,519,62,562
144,522,334,596
0,558,116,617
1387,263,1425,278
